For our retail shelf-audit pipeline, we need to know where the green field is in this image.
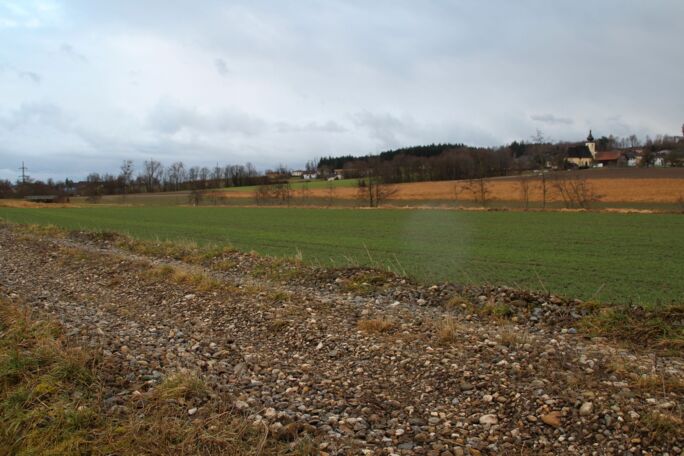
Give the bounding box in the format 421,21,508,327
222,178,360,192
1,206,682,305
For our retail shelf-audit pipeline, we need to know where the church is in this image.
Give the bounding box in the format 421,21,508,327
565,131,596,168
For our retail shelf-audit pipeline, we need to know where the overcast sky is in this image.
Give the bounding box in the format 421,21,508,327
1,0,683,181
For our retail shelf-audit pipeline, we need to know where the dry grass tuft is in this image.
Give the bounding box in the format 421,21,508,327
21,223,67,238
444,295,471,312
116,236,234,263
641,412,683,444
633,373,684,395
497,328,530,348
155,372,208,400
435,317,462,345
358,318,396,334
144,264,223,292
268,319,290,332
578,303,683,351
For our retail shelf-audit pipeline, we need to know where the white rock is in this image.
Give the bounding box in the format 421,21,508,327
234,400,249,410
479,414,498,425
579,401,593,416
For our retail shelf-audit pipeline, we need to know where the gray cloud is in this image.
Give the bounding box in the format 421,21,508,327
18,71,41,84
60,43,88,63
530,114,573,125
146,99,265,136
276,120,347,134
214,58,229,77
351,111,414,148
0,102,69,129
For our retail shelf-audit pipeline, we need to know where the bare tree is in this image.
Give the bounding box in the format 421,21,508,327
84,173,103,202
300,181,310,204
452,181,465,205
188,189,204,206
518,176,532,210
539,171,548,209
326,179,335,207
552,175,601,209
168,161,186,191
211,163,223,188
464,177,491,207
119,160,134,198
253,182,292,206
357,160,397,207
198,167,210,188
142,159,163,193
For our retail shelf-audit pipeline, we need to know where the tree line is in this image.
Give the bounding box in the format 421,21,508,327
0,160,265,200
317,131,684,186
2,130,682,201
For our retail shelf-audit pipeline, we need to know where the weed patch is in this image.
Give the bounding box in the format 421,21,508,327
578,303,683,351
358,318,396,334
641,412,683,444
435,317,462,345
0,298,313,455
144,264,224,292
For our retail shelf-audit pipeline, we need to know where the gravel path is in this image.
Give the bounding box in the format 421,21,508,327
0,225,681,455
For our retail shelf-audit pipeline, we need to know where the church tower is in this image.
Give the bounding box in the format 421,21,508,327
585,130,597,158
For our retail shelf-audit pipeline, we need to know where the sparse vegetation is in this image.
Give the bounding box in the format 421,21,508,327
641,412,683,444
497,328,531,348
578,303,684,351
358,318,396,334
0,298,312,455
436,317,462,345
144,264,224,292
633,373,684,395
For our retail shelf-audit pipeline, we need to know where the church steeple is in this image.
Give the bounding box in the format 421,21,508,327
585,130,596,158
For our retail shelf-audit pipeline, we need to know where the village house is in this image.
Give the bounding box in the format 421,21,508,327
594,150,623,167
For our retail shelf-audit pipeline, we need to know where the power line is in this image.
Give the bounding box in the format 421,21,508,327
19,162,28,184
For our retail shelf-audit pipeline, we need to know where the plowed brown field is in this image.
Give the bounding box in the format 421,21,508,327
217,177,684,203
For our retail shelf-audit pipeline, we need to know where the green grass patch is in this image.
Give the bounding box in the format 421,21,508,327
1,207,684,305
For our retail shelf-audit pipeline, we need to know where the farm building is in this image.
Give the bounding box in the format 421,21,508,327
594,151,624,167
24,195,65,203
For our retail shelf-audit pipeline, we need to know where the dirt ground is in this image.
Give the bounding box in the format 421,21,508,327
217,176,684,204
0,199,76,208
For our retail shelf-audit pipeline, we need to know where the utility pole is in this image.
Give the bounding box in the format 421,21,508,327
19,162,28,184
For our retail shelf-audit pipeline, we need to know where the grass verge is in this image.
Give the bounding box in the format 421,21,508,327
578,303,683,353
0,297,313,455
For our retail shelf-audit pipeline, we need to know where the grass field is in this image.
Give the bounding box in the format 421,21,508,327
222,178,360,192
1,206,682,305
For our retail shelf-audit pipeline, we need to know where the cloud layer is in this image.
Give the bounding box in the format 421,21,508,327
1,0,683,181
